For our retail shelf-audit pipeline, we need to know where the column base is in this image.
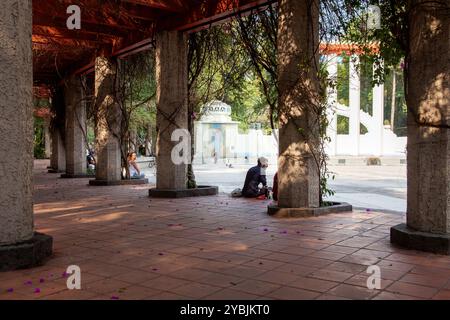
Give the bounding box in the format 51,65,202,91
149,186,218,198
89,178,149,186
268,202,352,218
61,173,95,179
0,232,53,272
391,223,450,255
48,168,64,173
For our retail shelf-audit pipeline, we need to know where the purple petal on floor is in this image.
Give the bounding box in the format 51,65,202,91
34,288,41,293
24,280,32,286
6,288,13,293
152,268,159,271
110,296,119,300
158,252,164,256
39,278,45,283
263,228,269,232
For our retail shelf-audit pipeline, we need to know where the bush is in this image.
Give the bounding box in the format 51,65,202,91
366,157,381,166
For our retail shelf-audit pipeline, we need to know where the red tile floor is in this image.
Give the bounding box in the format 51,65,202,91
1,160,450,300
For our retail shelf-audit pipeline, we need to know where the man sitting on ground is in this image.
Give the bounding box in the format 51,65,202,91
242,157,269,198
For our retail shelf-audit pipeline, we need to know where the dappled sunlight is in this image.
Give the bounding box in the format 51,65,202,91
77,211,129,224
418,72,449,138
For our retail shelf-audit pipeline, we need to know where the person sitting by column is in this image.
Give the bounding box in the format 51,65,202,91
87,148,96,171
127,152,145,179
242,157,269,199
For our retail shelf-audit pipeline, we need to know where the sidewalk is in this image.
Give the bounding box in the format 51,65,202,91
1,160,448,300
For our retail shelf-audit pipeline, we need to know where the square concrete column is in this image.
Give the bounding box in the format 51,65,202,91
0,0,52,271
93,56,122,183
276,0,320,209
50,126,66,172
155,30,188,190
64,75,87,177
391,0,450,254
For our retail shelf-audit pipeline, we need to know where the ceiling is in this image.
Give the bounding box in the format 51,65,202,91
32,0,274,86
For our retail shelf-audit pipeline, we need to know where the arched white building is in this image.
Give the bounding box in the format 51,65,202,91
194,57,407,163
325,54,407,156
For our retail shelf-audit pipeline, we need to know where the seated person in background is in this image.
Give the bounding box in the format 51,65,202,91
87,149,96,170
242,157,269,198
127,152,145,179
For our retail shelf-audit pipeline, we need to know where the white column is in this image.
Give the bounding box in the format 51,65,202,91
194,122,203,163
326,54,338,156
349,55,361,156
372,61,385,156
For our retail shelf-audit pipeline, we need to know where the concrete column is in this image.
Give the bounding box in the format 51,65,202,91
391,0,450,254
0,0,34,245
0,0,52,270
43,118,52,158
349,55,361,156
50,126,66,172
155,30,188,190
64,75,87,176
326,54,338,156
372,62,384,156
94,56,122,182
276,0,320,208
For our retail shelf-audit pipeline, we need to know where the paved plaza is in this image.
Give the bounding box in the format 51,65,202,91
142,160,407,213
0,160,448,300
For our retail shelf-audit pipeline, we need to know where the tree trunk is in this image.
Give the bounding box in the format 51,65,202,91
145,123,152,156
187,109,197,189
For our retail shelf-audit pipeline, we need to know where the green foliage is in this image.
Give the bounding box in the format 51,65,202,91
337,115,349,134
337,54,350,105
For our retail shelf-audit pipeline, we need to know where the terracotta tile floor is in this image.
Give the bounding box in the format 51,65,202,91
1,160,450,300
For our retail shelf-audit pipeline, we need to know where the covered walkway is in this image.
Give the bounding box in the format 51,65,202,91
1,160,450,300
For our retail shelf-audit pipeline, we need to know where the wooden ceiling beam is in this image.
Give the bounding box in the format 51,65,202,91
120,0,188,13
33,14,132,38
33,25,117,44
